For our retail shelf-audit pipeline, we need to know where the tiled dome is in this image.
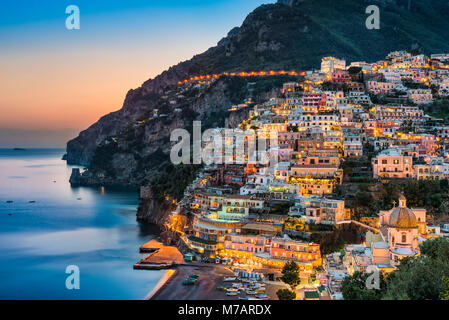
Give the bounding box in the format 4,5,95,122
388,197,418,229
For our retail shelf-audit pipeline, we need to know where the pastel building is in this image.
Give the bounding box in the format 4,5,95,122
331,70,351,83
407,89,433,104
217,195,265,220
290,196,347,225
372,148,413,179
374,105,424,123
367,81,395,94
222,234,322,270
270,238,322,267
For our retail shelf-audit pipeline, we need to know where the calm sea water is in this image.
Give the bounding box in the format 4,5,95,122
0,149,163,300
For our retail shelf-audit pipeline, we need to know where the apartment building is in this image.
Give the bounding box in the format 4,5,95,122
372,148,413,178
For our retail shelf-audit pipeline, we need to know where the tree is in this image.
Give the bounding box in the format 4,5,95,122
280,272,300,290
282,261,300,274
276,289,296,300
383,238,449,300
440,277,449,300
341,271,387,300
420,237,449,260
280,261,301,290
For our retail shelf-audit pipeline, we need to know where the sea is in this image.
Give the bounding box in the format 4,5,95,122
0,148,163,300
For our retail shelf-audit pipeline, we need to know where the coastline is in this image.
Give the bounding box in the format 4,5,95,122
144,269,178,300
0,149,161,299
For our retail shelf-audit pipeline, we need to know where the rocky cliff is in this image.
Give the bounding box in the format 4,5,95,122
137,197,174,226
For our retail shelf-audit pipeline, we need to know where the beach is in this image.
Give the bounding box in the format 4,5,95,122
150,264,237,300
149,263,286,300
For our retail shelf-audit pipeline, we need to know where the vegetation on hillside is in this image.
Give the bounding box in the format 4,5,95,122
149,163,203,203
178,0,449,76
342,179,449,220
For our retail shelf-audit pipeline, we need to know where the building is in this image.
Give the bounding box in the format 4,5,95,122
321,57,346,74
438,81,449,97
270,237,322,267
290,197,347,225
331,70,351,83
414,158,449,180
302,93,326,113
374,104,425,123
367,81,395,94
343,129,363,157
221,234,322,270
289,112,339,132
407,89,433,104
290,157,343,196
372,148,413,179
395,133,437,156
216,195,265,220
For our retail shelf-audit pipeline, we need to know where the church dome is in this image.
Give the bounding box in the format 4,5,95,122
388,195,418,229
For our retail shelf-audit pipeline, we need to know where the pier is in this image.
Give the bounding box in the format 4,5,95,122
134,240,185,270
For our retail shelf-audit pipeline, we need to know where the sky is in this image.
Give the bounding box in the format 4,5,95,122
0,0,275,148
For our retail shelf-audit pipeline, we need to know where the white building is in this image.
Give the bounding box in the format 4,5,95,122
408,89,433,104
321,57,346,74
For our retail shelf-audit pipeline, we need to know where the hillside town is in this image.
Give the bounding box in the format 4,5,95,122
145,51,449,300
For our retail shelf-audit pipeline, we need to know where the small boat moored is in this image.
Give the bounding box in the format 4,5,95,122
224,277,237,282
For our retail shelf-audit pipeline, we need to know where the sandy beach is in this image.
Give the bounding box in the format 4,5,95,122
148,263,286,300
145,269,177,300
151,264,238,300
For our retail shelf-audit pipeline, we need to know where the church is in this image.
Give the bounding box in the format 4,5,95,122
370,195,428,271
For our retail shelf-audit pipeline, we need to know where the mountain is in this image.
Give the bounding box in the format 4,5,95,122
66,0,449,182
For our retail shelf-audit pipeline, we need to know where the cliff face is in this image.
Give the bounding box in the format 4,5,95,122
137,198,173,226
67,0,449,170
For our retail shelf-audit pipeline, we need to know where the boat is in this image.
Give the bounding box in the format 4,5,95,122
226,292,239,296
226,288,239,293
29,201,36,203
224,277,236,282
189,274,199,279
13,148,26,151
183,278,198,286
6,201,13,203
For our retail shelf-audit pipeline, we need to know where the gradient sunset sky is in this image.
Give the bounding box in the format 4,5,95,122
0,0,274,147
